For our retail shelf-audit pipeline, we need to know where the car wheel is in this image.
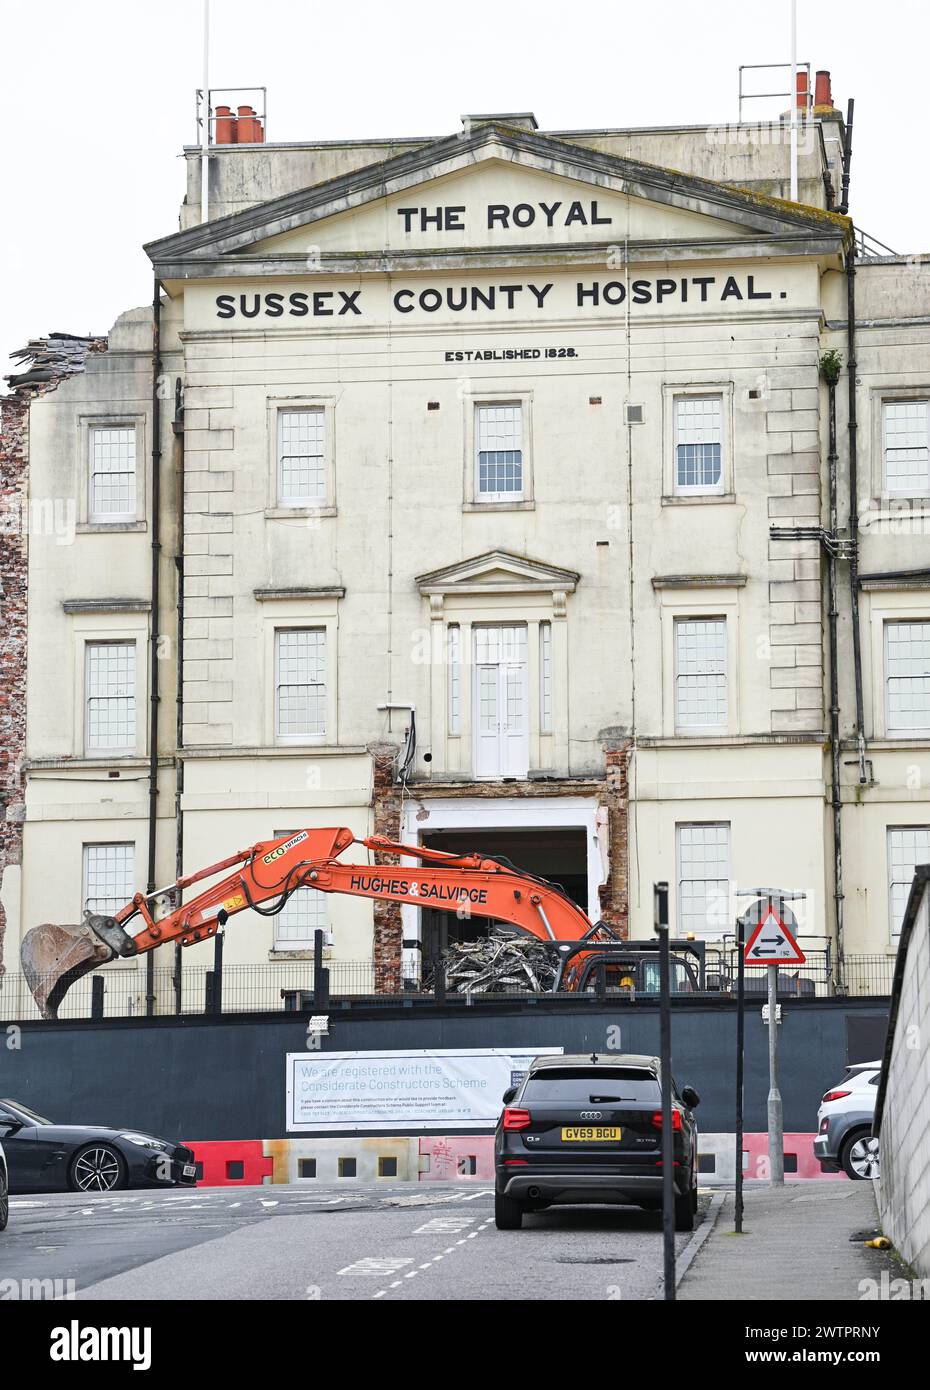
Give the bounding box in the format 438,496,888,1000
69,1144,127,1193
691,1180,698,1214
494,1191,524,1230
674,1190,694,1232
0,1167,8,1232
841,1131,880,1181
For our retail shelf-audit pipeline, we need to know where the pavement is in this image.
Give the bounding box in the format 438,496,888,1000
0,1183,708,1301
678,1180,896,1300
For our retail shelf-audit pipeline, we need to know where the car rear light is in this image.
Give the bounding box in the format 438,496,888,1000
821,1089,851,1104
502,1107,531,1131
503,1159,528,1166
651,1110,683,1131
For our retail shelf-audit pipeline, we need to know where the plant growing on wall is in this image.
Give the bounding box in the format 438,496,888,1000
820,349,844,385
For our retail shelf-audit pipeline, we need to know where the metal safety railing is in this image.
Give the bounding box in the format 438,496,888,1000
0,949,894,1023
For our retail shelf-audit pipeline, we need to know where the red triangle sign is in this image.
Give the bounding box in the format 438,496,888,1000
744,903,805,965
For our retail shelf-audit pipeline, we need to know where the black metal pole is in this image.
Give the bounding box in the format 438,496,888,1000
91,974,104,1021
213,930,224,1014
735,913,746,1233
313,929,325,1007
655,881,675,1300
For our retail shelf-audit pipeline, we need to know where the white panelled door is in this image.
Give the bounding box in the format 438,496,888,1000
474,625,529,777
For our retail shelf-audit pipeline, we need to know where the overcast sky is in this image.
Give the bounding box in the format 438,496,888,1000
2,0,927,375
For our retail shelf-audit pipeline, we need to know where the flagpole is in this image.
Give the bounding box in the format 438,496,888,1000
201,0,211,224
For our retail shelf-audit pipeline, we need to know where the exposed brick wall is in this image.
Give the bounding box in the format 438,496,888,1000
0,392,29,975
0,336,107,974
369,742,403,990
598,741,632,937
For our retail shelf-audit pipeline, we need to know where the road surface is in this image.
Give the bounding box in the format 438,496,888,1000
0,1183,709,1300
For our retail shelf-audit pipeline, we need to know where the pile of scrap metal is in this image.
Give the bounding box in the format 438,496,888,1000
437,928,560,994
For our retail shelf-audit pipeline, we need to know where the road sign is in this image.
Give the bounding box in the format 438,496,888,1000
744,903,806,965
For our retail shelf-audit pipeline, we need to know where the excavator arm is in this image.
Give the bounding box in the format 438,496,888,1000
21,826,601,1016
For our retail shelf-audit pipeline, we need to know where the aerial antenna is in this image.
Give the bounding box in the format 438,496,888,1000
789,0,798,201
201,0,211,223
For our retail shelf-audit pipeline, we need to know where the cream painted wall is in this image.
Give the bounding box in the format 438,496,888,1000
13,142,930,997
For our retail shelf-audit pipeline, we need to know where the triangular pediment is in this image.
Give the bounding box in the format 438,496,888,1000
416,550,580,596
147,122,849,279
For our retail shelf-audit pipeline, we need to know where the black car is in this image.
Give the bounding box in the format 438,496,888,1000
494,1053,699,1231
0,1099,198,1194
0,1140,8,1231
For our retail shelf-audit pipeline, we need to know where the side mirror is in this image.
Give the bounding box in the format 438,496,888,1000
0,1118,23,1134
502,1086,518,1105
680,1086,700,1110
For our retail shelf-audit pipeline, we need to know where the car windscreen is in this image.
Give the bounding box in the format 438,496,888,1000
1,1099,53,1126
521,1069,661,1102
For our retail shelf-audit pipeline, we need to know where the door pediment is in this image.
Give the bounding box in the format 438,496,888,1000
416,549,580,600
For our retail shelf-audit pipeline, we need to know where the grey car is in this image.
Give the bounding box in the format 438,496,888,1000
813,1061,880,1180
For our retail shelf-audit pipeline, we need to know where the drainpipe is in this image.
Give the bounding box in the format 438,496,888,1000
843,110,868,786
826,375,845,987
172,377,185,1015
146,281,163,1017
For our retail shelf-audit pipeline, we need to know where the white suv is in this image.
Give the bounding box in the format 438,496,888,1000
813,1061,881,1180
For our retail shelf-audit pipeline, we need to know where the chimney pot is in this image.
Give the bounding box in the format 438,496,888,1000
214,104,237,144
795,69,809,111
237,105,262,143
814,70,835,110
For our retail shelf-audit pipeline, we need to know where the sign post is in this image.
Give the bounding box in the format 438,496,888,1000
734,911,746,1232
740,893,806,1189
766,961,784,1185
654,881,675,1301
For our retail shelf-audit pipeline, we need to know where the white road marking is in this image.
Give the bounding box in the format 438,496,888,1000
413,1216,476,1235
338,1257,414,1277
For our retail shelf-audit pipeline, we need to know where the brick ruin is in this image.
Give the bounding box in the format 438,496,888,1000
0,335,106,975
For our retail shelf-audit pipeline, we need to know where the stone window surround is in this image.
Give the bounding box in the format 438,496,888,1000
868,384,930,503
67,609,149,760
255,588,343,748
416,556,578,779
661,380,735,503
462,389,535,510
76,413,147,532
653,576,744,739
265,394,338,520
864,590,930,740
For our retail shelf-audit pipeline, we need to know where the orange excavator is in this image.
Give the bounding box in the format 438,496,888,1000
22,826,626,1018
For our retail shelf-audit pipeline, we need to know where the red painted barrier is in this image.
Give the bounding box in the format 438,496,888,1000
418,1135,495,1180
741,1131,845,1181
183,1139,274,1187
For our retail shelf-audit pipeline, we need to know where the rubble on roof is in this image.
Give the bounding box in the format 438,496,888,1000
5,333,107,392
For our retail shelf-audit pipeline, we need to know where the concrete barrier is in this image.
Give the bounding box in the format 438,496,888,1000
264,1136,420,1184
184,1139,274,1187
183,1130,843,1186
418,1135,495,1180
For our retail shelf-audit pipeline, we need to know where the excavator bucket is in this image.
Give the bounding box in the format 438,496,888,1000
21,920,116,1020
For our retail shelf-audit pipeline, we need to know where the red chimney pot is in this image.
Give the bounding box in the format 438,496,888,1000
814,70,835,110
214,104,237,145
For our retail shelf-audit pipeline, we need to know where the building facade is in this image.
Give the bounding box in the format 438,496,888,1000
2,86,929,1014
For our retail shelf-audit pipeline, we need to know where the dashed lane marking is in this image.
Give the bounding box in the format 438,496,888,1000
413,1216,476,1235
337,1257,414,1277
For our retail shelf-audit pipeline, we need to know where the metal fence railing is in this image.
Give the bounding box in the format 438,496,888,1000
0,950,894,1023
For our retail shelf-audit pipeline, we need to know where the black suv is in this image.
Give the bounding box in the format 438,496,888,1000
494,1053,699,1231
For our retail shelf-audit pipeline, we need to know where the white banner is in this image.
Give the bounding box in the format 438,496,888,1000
285,1047,563,1132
